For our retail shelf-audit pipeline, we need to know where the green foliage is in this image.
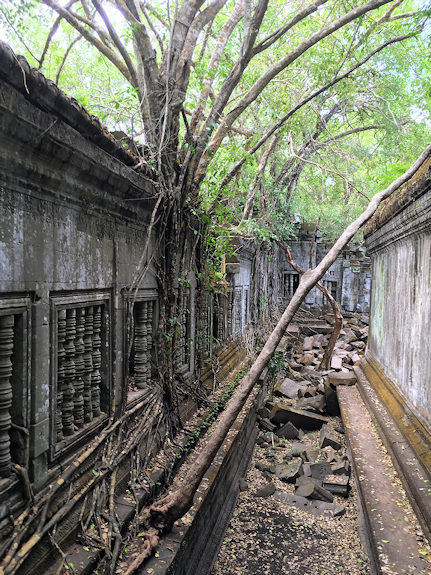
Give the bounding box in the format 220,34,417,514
2,0,430,242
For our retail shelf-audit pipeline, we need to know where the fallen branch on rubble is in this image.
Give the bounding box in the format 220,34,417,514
276,219,344,371
121,145,431,573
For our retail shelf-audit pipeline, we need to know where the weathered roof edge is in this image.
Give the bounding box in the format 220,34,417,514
364,153,431,237
0,41,157,180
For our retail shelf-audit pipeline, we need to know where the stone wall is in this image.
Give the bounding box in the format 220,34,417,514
364,157,431,432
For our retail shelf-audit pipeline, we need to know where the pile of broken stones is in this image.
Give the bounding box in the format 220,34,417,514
253,314,368,517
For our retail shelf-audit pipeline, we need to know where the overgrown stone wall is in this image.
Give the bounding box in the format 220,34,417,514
364,162,431,431
0,48,264,538
282,226,371,313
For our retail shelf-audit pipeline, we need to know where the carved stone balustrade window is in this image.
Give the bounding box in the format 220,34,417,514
212,294,226,343
198,292,211,358
0,298,30,481
51,294,110,455
322,280,338,300
129,299,156,390
233,287,242,338
175,290,191,371
284,272,299,297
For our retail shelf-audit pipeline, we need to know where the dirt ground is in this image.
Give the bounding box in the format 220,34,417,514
211,415,370,575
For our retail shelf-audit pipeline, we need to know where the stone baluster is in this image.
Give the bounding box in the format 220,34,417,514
73,308,85,429
0,315,14,478
83,306,93,423
91,305,102,417
134,302,147,389
179,295,186,367
56,309,66,442
146,301,153,377
227,289,233,336
62,308,76,436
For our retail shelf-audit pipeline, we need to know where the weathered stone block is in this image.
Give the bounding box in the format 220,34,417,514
269,405,328,429
275,460,303,483
326,371,357,386
254,483,276,497
320,427,342,450
276,421,299,439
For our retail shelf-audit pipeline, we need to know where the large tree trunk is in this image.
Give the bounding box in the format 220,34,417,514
148,144,431,531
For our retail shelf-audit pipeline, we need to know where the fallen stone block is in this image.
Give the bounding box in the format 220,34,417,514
254,483,276,497
288,442,308,458
320,427,342,450
302,336,314,351
274,491,345,517
330,356,343,370
275,378,306,399
308,461,333,480
295,475,322,488
275,460,303,483
350,353,362,364
258,418,276,433
255,461,275,473
351,340,366,350
239,478,249,491
276,421,300,440
321,446,338,463
295,479,334,502
326,371,357,386
323,474,350,497
300,448,320,463
331,460,351,476
296,395,326,413
269,405,329,429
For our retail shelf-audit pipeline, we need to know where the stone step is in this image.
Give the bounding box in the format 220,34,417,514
337,384,431,574
353,365,431,542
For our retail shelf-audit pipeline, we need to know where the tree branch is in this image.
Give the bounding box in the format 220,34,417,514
38,0,78,69
41,0,134,83
196,0,396,182
253,0,329,55
55,36,81,84
92,0,139,87
219,31,414,188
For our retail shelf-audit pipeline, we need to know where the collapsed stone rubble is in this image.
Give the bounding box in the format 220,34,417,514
252,313,368,517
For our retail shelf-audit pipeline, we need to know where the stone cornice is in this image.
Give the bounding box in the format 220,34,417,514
364,188,431,254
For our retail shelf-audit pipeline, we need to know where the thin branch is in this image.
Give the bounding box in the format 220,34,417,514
41,0,134,83
55,36,81,84
288,132,370,201
92,0,139,87
253,0,329,55
0,7,40,64
38,0,78,69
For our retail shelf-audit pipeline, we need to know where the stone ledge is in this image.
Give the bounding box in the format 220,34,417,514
354,362,431,543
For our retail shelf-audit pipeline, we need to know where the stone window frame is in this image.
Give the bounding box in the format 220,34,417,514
243,288,250,328
322,280,338,301
0,295,31,486
123,289,158,407
212,293,226,346
233,286,243,338
197,291,212,359
49,291,111,462
175,287,194,375
283,272,300,297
